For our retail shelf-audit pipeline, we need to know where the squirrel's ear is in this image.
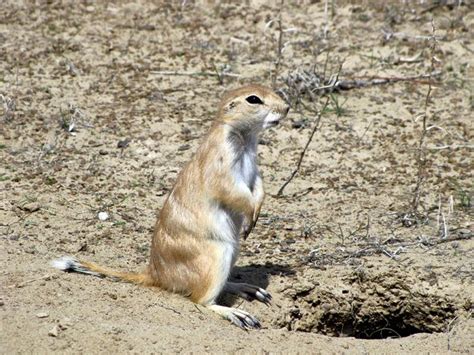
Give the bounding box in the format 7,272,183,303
225,101,236,112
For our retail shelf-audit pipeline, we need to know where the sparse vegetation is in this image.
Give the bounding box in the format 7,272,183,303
324,92,348,117
1,1,472,352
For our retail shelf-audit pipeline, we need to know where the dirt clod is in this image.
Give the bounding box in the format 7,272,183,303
278,268,464,339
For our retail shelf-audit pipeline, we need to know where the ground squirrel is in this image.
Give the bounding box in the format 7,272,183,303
52,84,290,329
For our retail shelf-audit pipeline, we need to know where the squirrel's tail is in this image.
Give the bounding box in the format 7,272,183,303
51,256,152,285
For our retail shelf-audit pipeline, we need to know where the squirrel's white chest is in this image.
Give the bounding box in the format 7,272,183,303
233,150,257,190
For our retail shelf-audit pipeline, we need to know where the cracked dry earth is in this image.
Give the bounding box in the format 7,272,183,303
1,1,473,353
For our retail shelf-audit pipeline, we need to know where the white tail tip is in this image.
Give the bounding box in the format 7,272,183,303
51,256,79,271
51,256,103,277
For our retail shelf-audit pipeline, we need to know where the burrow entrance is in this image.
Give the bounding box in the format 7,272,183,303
273,270,469,339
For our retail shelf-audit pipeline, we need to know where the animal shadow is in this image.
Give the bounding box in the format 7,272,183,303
218,262,295,306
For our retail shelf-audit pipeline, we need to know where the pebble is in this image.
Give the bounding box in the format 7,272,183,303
98,211,109,221
292,120,305,129
117,139,131,149
48,325,59,337
36,312,49,318
178,144,190,151
458,228,472,237
19,202,40,213
60,318,72,328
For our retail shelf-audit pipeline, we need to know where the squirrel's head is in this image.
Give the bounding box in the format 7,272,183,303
218,84,290,132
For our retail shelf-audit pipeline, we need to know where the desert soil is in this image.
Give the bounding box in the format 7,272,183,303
1,1,473,353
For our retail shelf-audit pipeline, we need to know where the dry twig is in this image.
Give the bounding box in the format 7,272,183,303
323,0,330,39
151,70,240,78
272,0,285,88
277,97,330,196
8,274,55,288
409,19,440,220
381,29,446,42
283,69,441,105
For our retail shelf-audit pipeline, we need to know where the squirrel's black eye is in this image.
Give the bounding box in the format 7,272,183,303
245,95,263,105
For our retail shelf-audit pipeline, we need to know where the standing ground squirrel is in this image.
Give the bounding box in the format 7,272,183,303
52,84,290,329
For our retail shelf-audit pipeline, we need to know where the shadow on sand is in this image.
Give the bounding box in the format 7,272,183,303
218,262,296,306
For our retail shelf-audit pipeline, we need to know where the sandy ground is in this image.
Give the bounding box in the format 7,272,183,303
1,1,473,353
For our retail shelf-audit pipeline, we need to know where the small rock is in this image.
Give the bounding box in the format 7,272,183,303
25,246,37,254
77,243,88,252
117,139,131,149
458,228,472,237
178,144,190,151
19,202,40,213
181,127,191,135
98,212,109,221
48,325,59,337
106,292,118,300
36,312,49,318
291,120,306,129
58,321,69,330
149,91,164,102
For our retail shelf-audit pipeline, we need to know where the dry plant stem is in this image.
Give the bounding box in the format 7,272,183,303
428,143,474,150
8,274,55,288
155,302,182,315
313,234,471,266
277,97,330,196
323,0,329,38
337,71,441,91
284,69,441,107
151,70,240,78
322,47,331,83
382,29,445,42
429,234,471,245
410,20,438,216
446,314,460,351
272,1,284,88
420,0,464,15
212,63,224,85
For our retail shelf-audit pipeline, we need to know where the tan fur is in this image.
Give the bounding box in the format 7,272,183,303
52,84,289,328
80,260,153,285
